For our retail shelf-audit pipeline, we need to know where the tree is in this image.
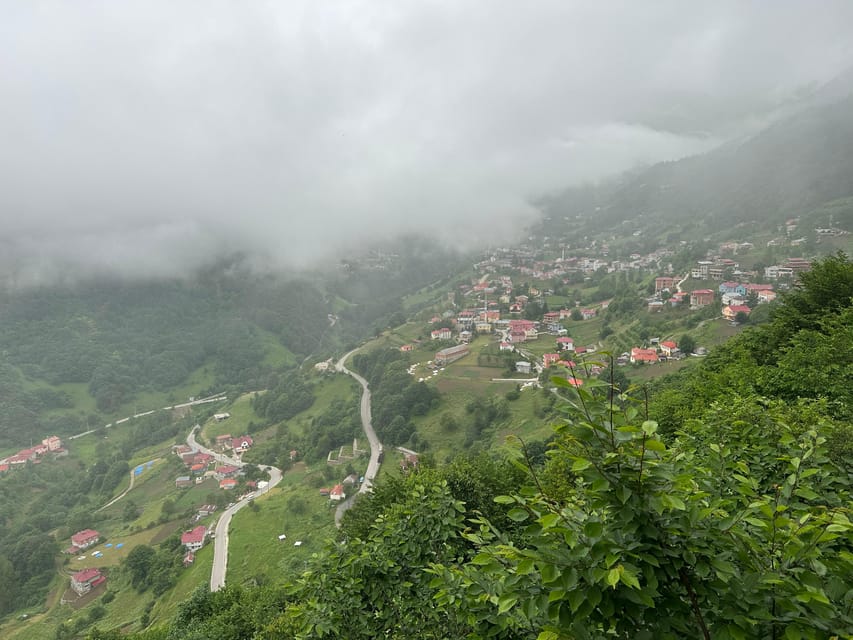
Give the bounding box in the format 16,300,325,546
125,544,156,591
679,333,696,355
570,308,583,321
431,381,853,639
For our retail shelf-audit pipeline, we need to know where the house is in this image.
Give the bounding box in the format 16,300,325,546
42,436,62,451
71,529,100,551
475,322,492,333
647,300,664,312
669,292,688,306
721,292,746,306
435,344,469,365
190,463,206,476
181,525,208,552
329,484,346,501
556,336,574,351
542,353,561,368
719,282,747,296
431,327,452,341
213,412,231,422
559,308,574,320
722,305,751,321
174,444,193,456
71,568,106,596
690,289,715,308
233,436,254,454
630,348,659,364
214,465,240,480
499,341,514,352
459,330,472,343
197,504,217,516
509,329,526,343
401,453,419,470
757,290,777,304
580,308,597,320
543,311,561,324
219,478,237,490
515,361,532,374
743,283,774,293
175,475,193,488
314,361,331,372
659,341,678,357
655,277,678,293
215,434,233,449
399,344,415,352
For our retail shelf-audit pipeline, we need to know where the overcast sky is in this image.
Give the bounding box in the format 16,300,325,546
1,1,852,283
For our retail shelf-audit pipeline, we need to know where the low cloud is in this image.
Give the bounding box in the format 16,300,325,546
1,1,852,282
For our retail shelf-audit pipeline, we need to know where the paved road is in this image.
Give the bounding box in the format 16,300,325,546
334,348,383,526
186,427,283,591
96,458,161,512
68,394,228,440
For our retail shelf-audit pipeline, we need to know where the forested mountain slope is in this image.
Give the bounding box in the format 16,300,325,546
540,91,853,233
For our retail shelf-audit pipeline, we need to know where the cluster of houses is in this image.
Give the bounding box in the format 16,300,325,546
623,340,681,365
173,437,254,490
0,435,65,472
213,433,255,456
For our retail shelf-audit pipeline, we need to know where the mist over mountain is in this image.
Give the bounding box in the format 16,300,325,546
540,86,853,232
2,2,853,284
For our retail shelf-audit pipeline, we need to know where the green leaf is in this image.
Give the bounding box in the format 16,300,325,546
537,631,559,640
493,495,516,504
572,458,592,472
584,521,603,538
607,568,620,588
498,595,517,614
507,508,529,522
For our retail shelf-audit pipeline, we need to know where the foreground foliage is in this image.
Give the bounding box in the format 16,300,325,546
90,255,853,639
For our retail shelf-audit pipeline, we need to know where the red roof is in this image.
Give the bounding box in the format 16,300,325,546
330,483,345,497
692,289,714,295
72,568,101,583
219,478,237,488
181,525,207,545
216,465,239,474
660,341,677,349
727,305,751,314
71,529,100,546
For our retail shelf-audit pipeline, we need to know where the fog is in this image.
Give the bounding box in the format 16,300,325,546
1,1,852,282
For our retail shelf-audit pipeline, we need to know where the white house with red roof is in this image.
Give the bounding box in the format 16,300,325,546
329,484,346,501
233,436,254,454
431,327,452,341
219,478,237,490
181,525,208,552
71,568,106,596
556,336,574,350
659,341,678,357
70,529,100,552
580,308,597,320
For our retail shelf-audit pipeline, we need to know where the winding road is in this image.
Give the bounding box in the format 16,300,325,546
96,458,161,512
334,348,384,526
186,427,283,591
